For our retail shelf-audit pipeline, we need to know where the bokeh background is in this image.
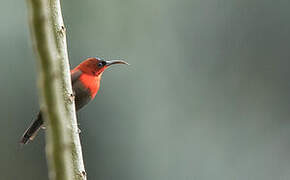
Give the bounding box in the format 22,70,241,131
1,0,290,179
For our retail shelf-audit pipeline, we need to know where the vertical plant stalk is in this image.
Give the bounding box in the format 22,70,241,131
27,0,86,179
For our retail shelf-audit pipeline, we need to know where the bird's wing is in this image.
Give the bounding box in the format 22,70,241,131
71,69,82,84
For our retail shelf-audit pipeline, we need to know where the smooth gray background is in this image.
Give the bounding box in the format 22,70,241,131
1,0,290,179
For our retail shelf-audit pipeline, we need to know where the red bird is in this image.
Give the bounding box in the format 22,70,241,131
20,57,128,144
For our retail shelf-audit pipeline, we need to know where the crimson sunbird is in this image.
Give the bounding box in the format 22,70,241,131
20,57,128,144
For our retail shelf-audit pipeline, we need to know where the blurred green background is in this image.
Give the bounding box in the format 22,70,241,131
1,0,290,179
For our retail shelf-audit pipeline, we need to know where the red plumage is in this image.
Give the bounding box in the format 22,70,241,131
20,57,128,144
78,73,101,98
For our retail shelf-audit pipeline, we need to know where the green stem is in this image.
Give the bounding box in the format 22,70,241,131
26,0,86,179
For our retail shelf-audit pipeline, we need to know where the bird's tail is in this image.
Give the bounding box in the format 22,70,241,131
20,112,43,145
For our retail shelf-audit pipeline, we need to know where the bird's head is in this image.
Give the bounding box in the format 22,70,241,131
78,57,129,76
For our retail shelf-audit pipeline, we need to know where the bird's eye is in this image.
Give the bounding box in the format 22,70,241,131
97,62,103,67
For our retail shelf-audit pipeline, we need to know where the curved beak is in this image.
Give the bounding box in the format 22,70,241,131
105,60,129,67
